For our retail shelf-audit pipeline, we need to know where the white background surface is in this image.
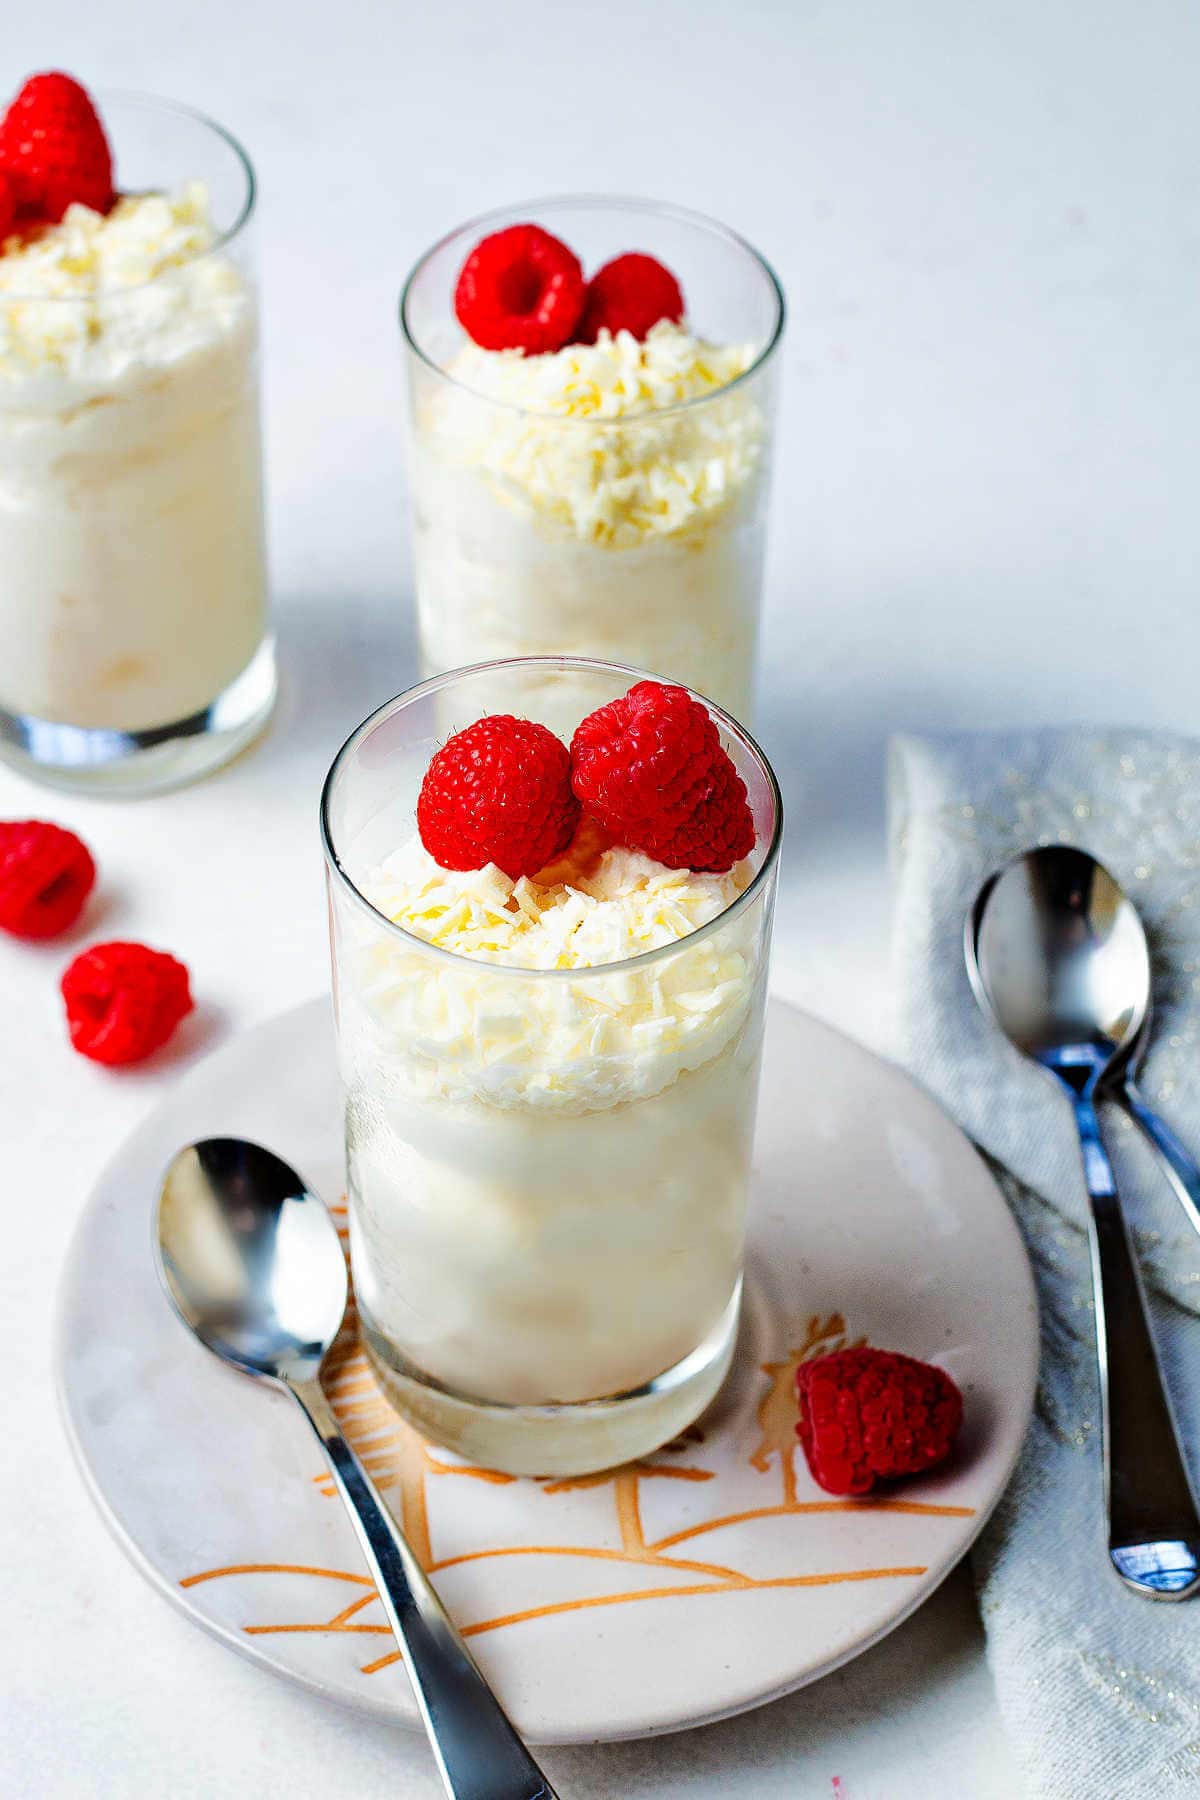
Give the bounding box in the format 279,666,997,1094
2,0,1198,1794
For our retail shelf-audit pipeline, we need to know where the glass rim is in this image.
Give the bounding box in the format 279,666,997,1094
398,193,786,427
320,655,784,983
0,89,256,306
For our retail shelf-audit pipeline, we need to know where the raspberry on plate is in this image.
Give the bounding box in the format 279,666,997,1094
795,1347,964,1497
576,251,685,344
454,223,585,355
0,72,114,224
0,819,95,939
418,715,581,881
570,680,755,874
61,941,193,1066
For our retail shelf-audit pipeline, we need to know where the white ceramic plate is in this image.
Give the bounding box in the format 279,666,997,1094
57,997,1036,1745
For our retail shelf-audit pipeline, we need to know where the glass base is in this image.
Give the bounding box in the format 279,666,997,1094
0,636,277,797
359,1282,742,1478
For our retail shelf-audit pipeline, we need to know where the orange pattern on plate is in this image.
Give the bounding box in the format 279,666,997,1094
181,1223,974,1674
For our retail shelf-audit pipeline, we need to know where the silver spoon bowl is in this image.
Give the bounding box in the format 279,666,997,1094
158,1137,558,1800
966,846,1200,1600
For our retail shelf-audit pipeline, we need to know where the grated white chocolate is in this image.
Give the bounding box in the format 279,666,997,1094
341,839,761,1112
0,183,248,381
426,321,764,546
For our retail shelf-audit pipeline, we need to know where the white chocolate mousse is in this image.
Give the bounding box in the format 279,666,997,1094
336,832,769,1466
409,321,769,720
0,184,267,733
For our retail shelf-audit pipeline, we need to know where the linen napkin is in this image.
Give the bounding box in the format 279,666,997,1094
888,726,1200,1800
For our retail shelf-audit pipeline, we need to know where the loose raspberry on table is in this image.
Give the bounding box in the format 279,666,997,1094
0,72,114,224
61,941,193,1066
0,819,95,940
417,715,581,881
576,251,685,344
454,223,585,355
795,1347,964,1497
569,681,755,875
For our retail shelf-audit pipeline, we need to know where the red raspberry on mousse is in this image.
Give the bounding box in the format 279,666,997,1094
454,223,586,355
418,715,581,881
0,819,95,940
639,753,755,873
576,251,685,344
0,72,114,224
0,169,19,242
61,941,193,1066
795,1347,964,1497
570,681,755,875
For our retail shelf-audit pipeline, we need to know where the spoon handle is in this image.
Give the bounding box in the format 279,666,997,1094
290,1377,558,1800
1111,1076,1200,1242
1070,1092,1200,1599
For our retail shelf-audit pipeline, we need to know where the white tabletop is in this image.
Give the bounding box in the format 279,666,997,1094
4,0,1198,1793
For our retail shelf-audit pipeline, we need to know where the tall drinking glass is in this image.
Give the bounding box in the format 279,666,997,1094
401,200,784,729
322,657,782,1476
0,94,273,795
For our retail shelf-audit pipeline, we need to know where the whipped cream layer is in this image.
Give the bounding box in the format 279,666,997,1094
424,321,764,546
0,184,248,386
344,839,759,1113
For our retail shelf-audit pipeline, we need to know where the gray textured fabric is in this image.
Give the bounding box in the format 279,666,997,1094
888,727,1200,1799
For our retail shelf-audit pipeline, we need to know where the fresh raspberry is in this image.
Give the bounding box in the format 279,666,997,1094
640,754,756,873
576,252,684,343
417,715,581,881
0,73,114,224
454,224,585,354
61,941,193,1066
0,820,95,940
569,681,755,874
795,1348,964,1497
0,169,17,241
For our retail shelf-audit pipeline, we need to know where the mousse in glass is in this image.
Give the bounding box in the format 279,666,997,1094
322,657,782,1476
401,201,784,728
0,74,272,793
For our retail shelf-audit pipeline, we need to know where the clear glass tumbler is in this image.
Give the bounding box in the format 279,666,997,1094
321,656,782,1476
401,199,784,730
0,94,273,795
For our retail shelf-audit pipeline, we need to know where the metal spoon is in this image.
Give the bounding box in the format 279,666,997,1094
157,1137,558,1799
1105,1018,1200,1243
966,845,1200,1599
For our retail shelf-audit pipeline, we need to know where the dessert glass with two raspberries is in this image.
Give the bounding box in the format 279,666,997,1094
0,74,272,795
401,200,785,730
322,658,782,1476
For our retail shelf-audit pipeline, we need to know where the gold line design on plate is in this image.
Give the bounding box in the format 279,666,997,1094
180,1208,974,1674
